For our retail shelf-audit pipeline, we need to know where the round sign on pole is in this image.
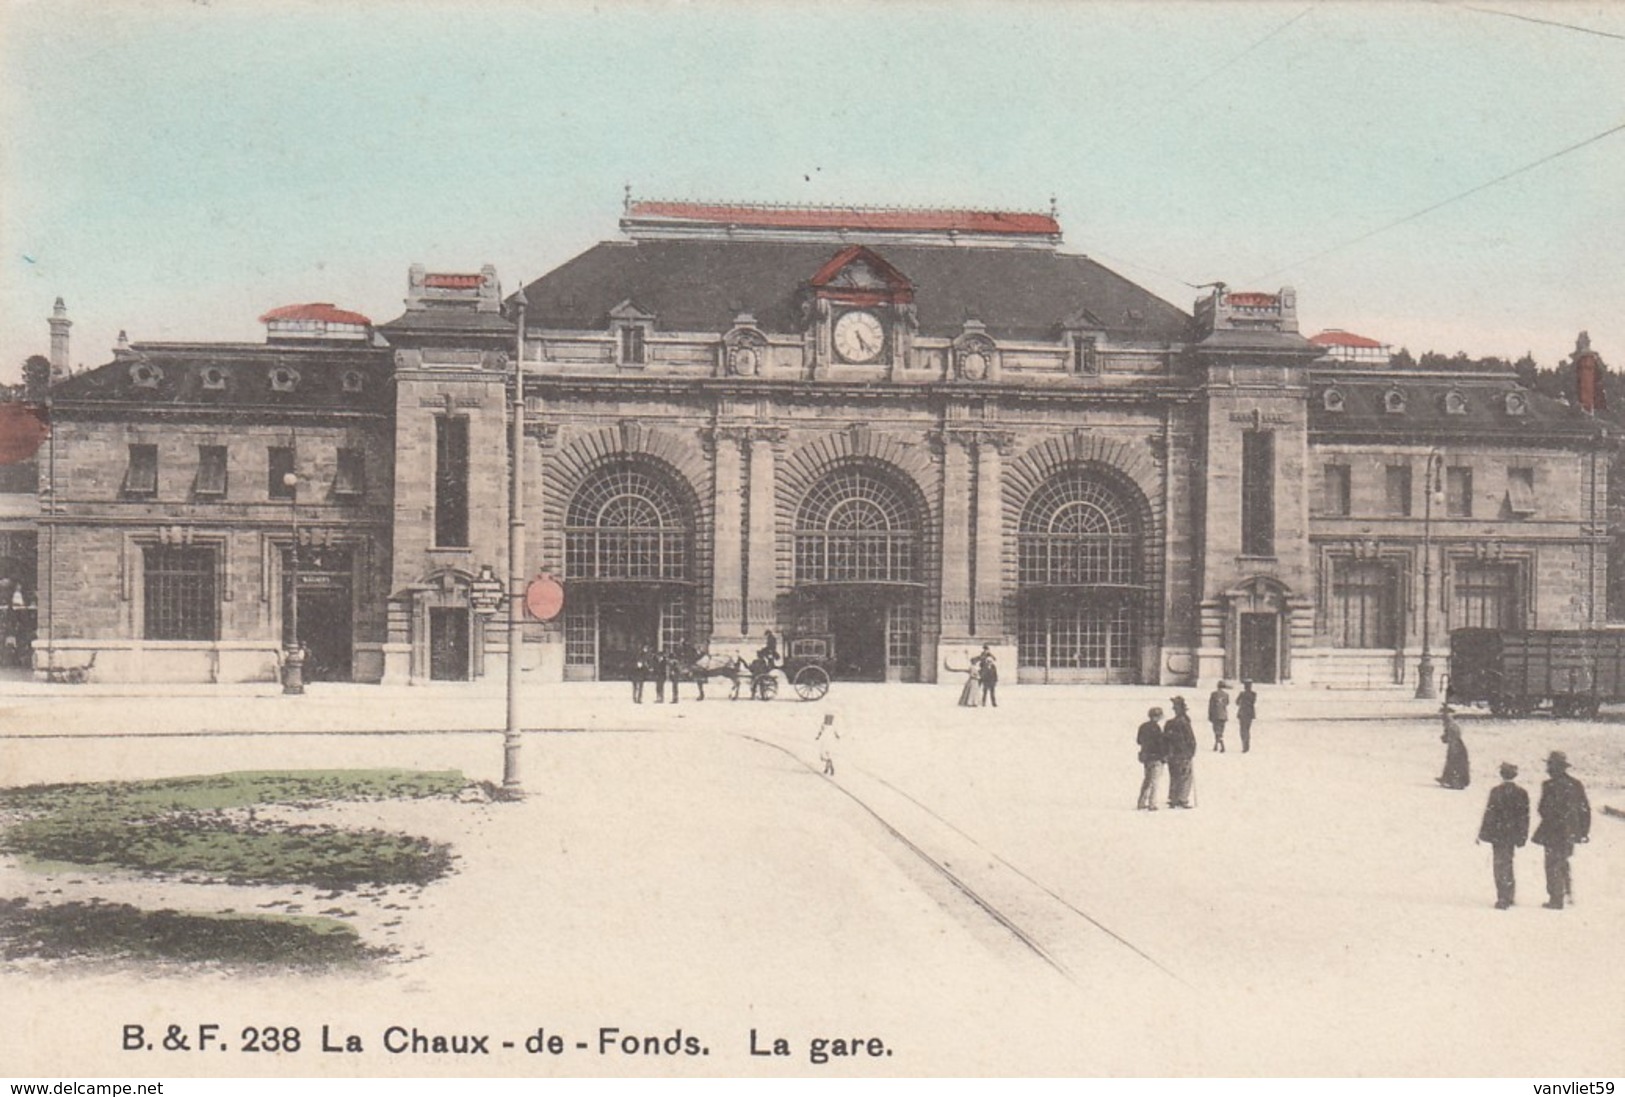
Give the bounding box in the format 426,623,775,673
525,574,565,621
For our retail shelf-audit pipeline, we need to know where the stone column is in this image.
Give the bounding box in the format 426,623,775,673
708,428,746,639
744,428,785,635
936,431,973,638
972,431,1011,636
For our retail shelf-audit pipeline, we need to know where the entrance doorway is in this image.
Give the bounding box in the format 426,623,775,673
1239,613,1279,684
829,600,886,681
598,601,660,680
282,547,354,682
429,608,470,681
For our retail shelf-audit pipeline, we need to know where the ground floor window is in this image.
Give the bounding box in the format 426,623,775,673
886,603,918,669
1452,563,1520,630
562,588,690,678
143,545,217,640
1018,601,1137,670
1329,560,1398,648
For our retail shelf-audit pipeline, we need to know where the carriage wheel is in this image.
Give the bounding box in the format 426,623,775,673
758,675,778,700
794,665,830,701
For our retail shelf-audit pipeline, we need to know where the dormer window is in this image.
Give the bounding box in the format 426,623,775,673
1505,392,1528,416
130,362,163,388
1323,388,1346,412
1384,389,1406,414
200,366,227,390
341,369,365,394
268,366,300,393
619,324,647,365
1072,334,1099,375
1444,390,1468,415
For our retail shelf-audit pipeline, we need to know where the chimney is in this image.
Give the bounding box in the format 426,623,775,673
48,297,72,380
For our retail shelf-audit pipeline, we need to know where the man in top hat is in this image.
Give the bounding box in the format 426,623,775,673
1477,762,1530,909
1531,750,1591,909
1164,696,1198,808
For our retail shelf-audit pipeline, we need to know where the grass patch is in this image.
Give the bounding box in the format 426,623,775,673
0,769,463,889
0,897,385,967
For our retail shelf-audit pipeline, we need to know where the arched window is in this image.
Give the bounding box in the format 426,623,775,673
794,466,919,583
1018,474,1140,587
564,461,691,580
1017,470,1145,677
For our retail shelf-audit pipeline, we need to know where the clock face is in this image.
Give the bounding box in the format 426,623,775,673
833,310,886,363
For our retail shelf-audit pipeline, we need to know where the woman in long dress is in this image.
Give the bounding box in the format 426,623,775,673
1437,705,1470,789
943,658,979,707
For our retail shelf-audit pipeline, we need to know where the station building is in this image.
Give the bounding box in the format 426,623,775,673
32,201,1612,687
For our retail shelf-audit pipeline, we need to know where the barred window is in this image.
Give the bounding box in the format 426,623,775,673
143,545,217,641
1329,560,1397,648
1018,473,1139,587
1454,562,1519,630
125,444,158,496
195,446,227,498
1018,602,1137,669
565,461,690,580
887,602,918,668
335,448,366,498
794,467,919,584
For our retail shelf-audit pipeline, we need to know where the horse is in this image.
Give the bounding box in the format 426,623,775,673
684,652,748,700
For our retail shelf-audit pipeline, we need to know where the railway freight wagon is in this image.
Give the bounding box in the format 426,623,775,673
1447,627,1625,717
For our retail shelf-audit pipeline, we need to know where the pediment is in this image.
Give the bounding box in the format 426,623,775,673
809,246,913,302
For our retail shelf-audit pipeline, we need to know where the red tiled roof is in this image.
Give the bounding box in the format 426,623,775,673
1311,329,1386,349
626,200,1060,236
424,274,485,289
259,303,372,326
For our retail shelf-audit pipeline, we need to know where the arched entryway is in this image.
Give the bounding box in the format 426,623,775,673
1016,467,1150,682
791,462,923,681
562,456,697,680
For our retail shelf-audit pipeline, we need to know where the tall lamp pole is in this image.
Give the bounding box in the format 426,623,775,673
502,290,527,795
1415,449,1443,700
282,470,305,695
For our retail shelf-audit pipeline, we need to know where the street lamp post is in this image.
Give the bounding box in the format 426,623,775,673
501,291,527,796
1415,449,1443,700
281,470,305,695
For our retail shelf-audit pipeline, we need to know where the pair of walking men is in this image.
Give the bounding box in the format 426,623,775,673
1137,697,1198,809
1206,681,1257,752
1478,751,1591,909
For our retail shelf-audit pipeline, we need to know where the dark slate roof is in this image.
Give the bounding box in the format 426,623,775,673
1309,373,1606,441
50,344,394,413
376,309,514,337
515,239,1191,343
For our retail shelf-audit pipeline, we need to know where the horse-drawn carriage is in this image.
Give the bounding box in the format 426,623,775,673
685,631,834,701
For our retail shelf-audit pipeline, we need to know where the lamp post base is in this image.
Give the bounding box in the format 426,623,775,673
281,648,306,695
1415,655,1437,700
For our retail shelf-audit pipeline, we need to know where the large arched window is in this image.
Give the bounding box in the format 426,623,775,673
795,466,919,583
1017,469,1145,678
1018,474,1140,587
565,460,691,580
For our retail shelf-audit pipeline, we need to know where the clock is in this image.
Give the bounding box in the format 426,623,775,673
833,310,886,364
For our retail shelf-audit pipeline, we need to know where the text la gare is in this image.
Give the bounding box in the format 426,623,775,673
750,1028,892,1065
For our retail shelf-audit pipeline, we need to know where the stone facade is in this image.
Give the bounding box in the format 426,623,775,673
31,202,1612,688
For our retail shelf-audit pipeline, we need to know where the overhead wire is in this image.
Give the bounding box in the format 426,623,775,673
1250,118,1625,282
1450,3,1625,42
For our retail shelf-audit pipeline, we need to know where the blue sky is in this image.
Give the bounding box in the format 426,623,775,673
2,0,1621,381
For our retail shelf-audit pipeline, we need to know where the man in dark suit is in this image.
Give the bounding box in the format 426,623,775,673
1532,750,1591,910
1165,697,1198,808
975,645,999,707
1136,707,1167,811
1477,762,1530,909
1236,681,1257,752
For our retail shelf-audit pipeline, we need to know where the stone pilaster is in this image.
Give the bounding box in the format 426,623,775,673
707,427,746,638
934,431,973,637
744,428,785,633
972,431,1013,635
